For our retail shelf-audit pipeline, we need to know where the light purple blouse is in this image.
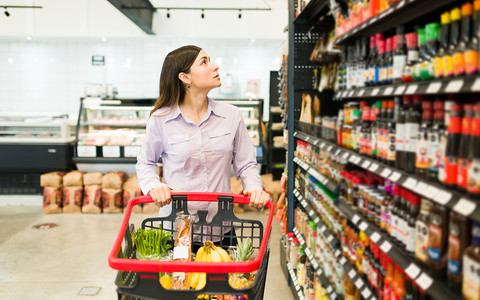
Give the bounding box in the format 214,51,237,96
136,98,263,235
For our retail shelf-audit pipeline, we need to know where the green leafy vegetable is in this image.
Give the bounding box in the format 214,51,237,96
133,227,172,258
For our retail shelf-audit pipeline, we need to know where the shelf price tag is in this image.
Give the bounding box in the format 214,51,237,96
335,250,341,257
77,145,97,157
343,152,350,160
321,226,327,233
426,82,442,94
320,142,326,149
355,278,364,289
354,156,362,164
389,171,402,182
380,241,392,253
384,87,394,95
394,85,407,95
335,149,342,156
308,210,315,217
362,289,372,299
369,163,380,173
358,89,365,97
327,145,333,152
305,136,310,142
425,185,440,199
362,160,372,169
414,182,430,197
124,145,141,157
381,168,392,178
454,198,477,217
348,269,356,279
352,214,361,225
359,221,369,232
434,190,452,205
370,232,381,243
397,0,406,8
416,273,433,291
404,177,418,190
349,155,356,163
340,256,347,265
445,79,464,93
349,90,355,97
472,78,480,92
406,84,418,95
405,263,421,280
314,216,320,224
326,286,333,294
327,235,334,243
102,146,120,158
371,88,380,96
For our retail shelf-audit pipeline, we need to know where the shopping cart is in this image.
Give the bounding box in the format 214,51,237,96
108,192,274,300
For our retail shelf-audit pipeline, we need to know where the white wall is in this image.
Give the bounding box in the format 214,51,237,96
0,37,284,119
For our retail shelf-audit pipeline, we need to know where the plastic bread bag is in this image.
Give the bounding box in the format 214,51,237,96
172,213,193,290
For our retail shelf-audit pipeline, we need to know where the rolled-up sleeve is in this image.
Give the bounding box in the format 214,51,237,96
232,110,263,192
136,116,167,195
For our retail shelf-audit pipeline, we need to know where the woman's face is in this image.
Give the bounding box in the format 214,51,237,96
187,50,221,90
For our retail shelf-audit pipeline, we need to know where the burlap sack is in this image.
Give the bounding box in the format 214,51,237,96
62,186,83,213
102,171,127,189
43,186,62,214
143,203,159,214
123,174,142,213
230,176,243,194
102,188,123,213
40,172,64,188
82,184,102,214
83,173,103,186
63,171,85,187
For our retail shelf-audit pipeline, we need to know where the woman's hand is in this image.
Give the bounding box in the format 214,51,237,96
243,189,271,209
149,185,172,207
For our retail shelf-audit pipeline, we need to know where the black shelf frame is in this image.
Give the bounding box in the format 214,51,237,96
294,130,480,224
334,74,480,100
335,0,460,45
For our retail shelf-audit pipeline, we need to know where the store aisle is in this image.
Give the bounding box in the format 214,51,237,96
0,199,293,300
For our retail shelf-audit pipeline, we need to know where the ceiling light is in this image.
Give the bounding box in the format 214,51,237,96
26,36,32,41
166,9,170,18
101,37,107,42
238,10,242,19
201,9,204,19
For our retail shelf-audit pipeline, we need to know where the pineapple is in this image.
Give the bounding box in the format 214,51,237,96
228,238,257,289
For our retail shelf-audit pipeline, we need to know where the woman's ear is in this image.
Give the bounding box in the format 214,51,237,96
178,72,191,86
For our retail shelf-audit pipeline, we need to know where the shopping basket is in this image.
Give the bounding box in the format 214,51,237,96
108,192,274,300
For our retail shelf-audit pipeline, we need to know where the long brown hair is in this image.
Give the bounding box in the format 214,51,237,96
151,45,202,116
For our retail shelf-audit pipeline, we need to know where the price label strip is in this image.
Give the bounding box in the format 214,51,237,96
340,256,347,265
404,177,418,190
371,88,380,96
362,288,372,299
335,149,342,156
343,152,350,160
358,89,365,97
352,214,360,225
425,185,440,200
434,190,452,205
77,145,97,157
369,163,380,172
381,168,392,178
362,160,372,169
389,171,402,182
394,85,407,95
454,198,477,217
405,263,421,280
414,182,430,197
370,231,381,243
355,278,364,289
380,241,392,253
359,221,369,232
405,84,418,95
472,77,480,92
426,82,442,94
416,272,434,291
348,269,356,279
384,87,394,95
445,79,464,93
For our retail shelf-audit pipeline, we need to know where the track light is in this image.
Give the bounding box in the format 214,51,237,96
201,9,204,19
166,8,170,18
238,9,242,19
4,8,9,17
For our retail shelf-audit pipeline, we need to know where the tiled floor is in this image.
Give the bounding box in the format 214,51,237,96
0,196,293,300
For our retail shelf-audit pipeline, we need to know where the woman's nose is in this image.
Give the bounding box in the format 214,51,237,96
209,62,219,71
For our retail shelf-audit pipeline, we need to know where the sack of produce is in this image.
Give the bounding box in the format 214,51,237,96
82,184,102,214
172,213,193,290
102,171,127,189
102,188,123,213
83,173,103,186
142,203,158,214
40,172,64,188
62,186,83,213
63,171,85,186
43,186,63,214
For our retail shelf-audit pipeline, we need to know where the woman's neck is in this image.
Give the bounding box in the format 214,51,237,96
180,91,209,125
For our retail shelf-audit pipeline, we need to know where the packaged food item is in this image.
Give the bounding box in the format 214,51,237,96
102,171,127,189
102,188,123,213
82,184,102,214
62,170,85,186
173,213,194,290
62,186,83,213
43,186,63,214
40,171,65,188
83,173,103,186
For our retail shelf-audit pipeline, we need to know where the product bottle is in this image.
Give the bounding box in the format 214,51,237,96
447,211,471,287
427,101,445,181
457,104,474,192
415,102,433,179
421,23,440,80
390,185,401,244
377,39,387,85
392,266,406,300
374,34,384,85
389,36,397,84
297,247,307,287
406,193,421,258
443,104,463,188
402,32,419,83
338,46,347,90
404,96,422,174
427,203,449,276
396,96,412,170
358,37,369,87
438,101,456,184
444,7,461,78
384,256,395,298
398,188,409,249
453,3,473,76
466,0,480,74
467,104,480,198
415,199,432,267
366,36,377,86
360,106,372,156
387,99,398,167
413,28,426,82
291,238,300,269
386,37,394,84
381,181,393,234
393,26,407,83
462,222,480,300
378,100,388,163
371,101,381,159
434,12,451,78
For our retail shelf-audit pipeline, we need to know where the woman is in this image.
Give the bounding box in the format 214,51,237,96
136,45,270,247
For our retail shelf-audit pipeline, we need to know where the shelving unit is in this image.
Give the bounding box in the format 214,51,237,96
268,70,286,181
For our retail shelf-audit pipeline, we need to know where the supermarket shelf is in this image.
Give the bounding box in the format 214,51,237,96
73,157,137,164
293,130,480,225
336,200,462,300
293,189,340,249
334,74,480,100
292,227,340,300
294,0,331,25
287,262,305,300
335,0,460,45
293,156,339,195
84,122,146,128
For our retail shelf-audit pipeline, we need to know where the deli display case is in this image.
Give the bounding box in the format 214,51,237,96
0,113,76,194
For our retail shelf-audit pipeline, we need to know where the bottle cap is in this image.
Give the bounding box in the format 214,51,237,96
451,7,461,21
382,100,388,109
401,187,407,199
406,32,418,48
389,100,395,109
462,3,473,16
288,232,294,238
422,101,433,110
360,101,368,107
353,177,363,184
413,94,423,102
378,39,385,54
376,33,384,40
434,100,445,111
441,12,450,24
423,110,433,119
393,35,398,49
370,36,376,48
293,237,299,244
426,23,440,41
465,104,474,112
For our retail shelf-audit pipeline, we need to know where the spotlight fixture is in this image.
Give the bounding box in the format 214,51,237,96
238,9,242,19
201,9,204,19
166,8,170,18
4,8,9,17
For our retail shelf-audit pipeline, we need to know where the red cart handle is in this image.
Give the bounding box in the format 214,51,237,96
108,192,274,274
